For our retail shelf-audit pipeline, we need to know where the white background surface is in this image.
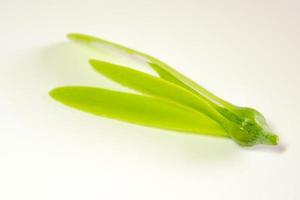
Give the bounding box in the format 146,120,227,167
1,0,299,199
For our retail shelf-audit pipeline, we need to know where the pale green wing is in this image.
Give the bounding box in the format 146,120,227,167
49,87,228,137
67,33,235,109
89,59,224,123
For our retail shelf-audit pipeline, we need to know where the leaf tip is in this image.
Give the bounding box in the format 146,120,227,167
66,33,96,43
49,87,74,102
88,59,111,73
66,33,78,40
88,58,98,66
49,87,63,100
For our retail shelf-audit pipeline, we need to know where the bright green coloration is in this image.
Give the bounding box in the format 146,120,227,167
50,87,227,136
50,33,279,147
89,59,223,123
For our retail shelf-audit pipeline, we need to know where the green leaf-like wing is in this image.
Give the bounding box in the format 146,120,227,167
67,33,233,108
89,59,224,123
49,87,228,137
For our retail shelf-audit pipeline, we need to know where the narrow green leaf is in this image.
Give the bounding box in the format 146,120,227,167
89,59,224,124
67,33,235,109
49,87,228,137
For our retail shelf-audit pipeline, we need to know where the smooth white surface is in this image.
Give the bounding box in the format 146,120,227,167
0,0,299,199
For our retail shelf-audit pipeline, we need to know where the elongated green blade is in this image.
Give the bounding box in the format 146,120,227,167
89,59,224,123
49,87,228,137
67,33,233,108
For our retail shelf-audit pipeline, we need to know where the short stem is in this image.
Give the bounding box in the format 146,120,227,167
260,132,279,145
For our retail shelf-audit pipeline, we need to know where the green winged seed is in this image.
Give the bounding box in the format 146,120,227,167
50,33,279,147
88,59,278,146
